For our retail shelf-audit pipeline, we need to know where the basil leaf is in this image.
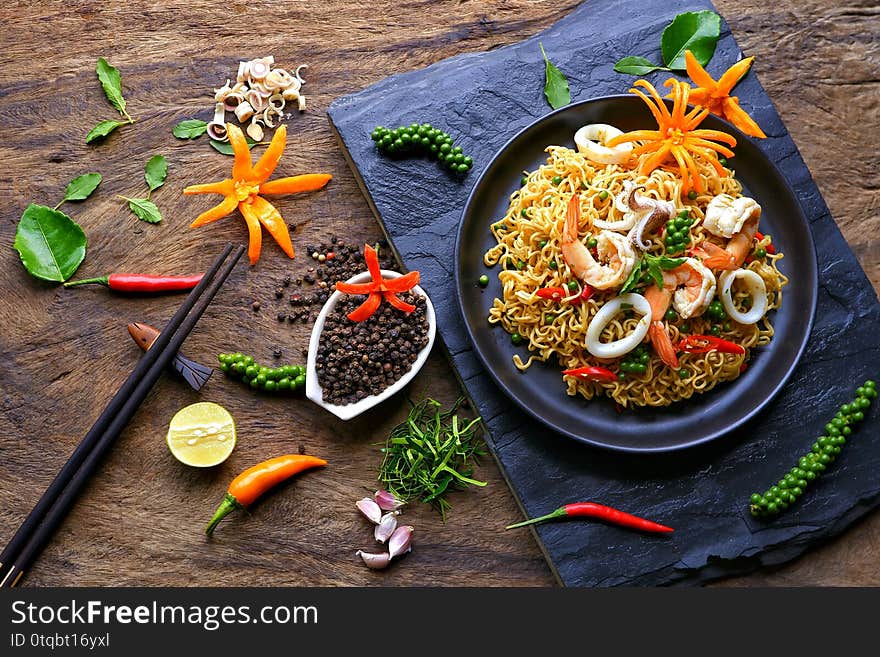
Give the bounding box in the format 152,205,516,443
613,56,668,76
86,119,123,143
63,173,102,202
126,198,162,224
660,10,721,71
172,119,208,139
539,43,570,110
651,255,687,270
144,155,167,193
209,138,257,155
646,258,664,289
96,57,126,115
13,204,87,282
620,257,643,293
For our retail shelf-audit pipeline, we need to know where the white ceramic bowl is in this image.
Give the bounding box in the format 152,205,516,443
305,270,436,420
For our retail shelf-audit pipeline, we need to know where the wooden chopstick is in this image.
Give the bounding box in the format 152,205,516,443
0,243,244,587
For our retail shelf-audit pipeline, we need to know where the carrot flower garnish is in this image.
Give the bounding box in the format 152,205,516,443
184,123,332,265
606,78,737,196
335,244,420,322
681,50,766,139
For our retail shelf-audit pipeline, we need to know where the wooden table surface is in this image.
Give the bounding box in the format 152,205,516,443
1,0,877,587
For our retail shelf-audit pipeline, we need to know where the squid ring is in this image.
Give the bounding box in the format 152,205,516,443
719,269,767,325
585,293,652,358
574,124,633,165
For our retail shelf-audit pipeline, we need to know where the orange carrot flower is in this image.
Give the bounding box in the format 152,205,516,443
184,123,332,265
606,78,736,196
680,50,766,138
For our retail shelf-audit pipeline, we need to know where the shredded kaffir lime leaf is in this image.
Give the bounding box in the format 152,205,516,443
378,398,486,520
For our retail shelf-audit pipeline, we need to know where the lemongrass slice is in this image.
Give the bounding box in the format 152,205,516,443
246,118,264,142
214,80,233,103
297,94,307,111
262,106,280,128
267,93,285,112
294,64,308,84
237,61,250,83
266,68,293,90
574,124,633,165
207,121,228,141
249,58,271,80
282,87,301,101
585,293,651,358
223,91,245,111
234,100,255,122
246,89,268,113
719,269,767,325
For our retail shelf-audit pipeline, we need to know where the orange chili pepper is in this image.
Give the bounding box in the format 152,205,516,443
184,124,332,265
205,454,327,536
679,50,767,139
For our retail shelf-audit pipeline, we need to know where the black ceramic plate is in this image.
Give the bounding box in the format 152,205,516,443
454,95,817,453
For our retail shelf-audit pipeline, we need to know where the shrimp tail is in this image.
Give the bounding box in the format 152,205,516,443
649,321,679,369
564,193,580,241
694,241,736,270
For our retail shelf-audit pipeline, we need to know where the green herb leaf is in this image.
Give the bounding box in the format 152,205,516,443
144,155,167,193
660,10,722,71
86,119,123,144
209,138,257,155
539,43,570,110
647,254,687,270
173,119,208,139
620,257,643,293
13,204,87,282
122,197,162,223
613,56,669,75
646,258,664,289
62,173,102,203
96,57,127,115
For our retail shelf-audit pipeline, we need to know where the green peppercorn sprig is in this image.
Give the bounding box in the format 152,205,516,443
371,123,473,174
218,353,307,394
664,210,694,256
749,379,877,518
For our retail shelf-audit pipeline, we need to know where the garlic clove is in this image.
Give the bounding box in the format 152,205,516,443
356,550,391,570
374,512,398,544
356,497,382,524
374,489,405,511
388,525,414,559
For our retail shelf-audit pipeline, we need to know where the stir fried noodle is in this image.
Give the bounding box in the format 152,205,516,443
484,146,787,407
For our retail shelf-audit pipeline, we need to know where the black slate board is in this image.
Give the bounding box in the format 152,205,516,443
328,0,880,586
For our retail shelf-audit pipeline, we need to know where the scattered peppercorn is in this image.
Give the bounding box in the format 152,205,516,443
749,379,876,518
251,301,261,312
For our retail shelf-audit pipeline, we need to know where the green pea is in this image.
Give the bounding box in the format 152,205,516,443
755,248,767,258
567,281,578,291
549,260,558,270
520,176,528,186
539,240,548,248
723,322,732,331
598,190,609,200
544,313,556,324
521,208,530,218
678,368,689,379
587,237,598,248
665,309,678,321
677,209,689,219
478,274,489,287
674,217,688,230
688,190,698,200
579,181,588,190
710,325,721,336
511,332,524,345
718,157,728,166
633,363,647,374
552,176,563,185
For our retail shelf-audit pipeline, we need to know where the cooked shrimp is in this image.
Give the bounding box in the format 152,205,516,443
697,194,761,270
561,194,636,290
643,258,717,368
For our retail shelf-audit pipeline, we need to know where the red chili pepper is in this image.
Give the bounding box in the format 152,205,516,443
572,283,594,304
754,231,776,254
506,501,673,533
562,365,618,383
536,286,567,300
677,334,746,355
63,273,204,293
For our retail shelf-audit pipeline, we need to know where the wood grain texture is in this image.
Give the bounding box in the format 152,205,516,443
0,0,876,587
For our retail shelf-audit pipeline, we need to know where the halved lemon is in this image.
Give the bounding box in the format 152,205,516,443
166,402,236,467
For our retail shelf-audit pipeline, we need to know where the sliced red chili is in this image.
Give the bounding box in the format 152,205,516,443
677,334,746,355
335,281,375,294
562,365,618,383
536,286,567,300
383,291,415,313
382,271,420,293
346,292,382,322
754,230,776,254
572,283,594,304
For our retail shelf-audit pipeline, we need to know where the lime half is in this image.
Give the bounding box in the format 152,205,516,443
167,402,236,467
